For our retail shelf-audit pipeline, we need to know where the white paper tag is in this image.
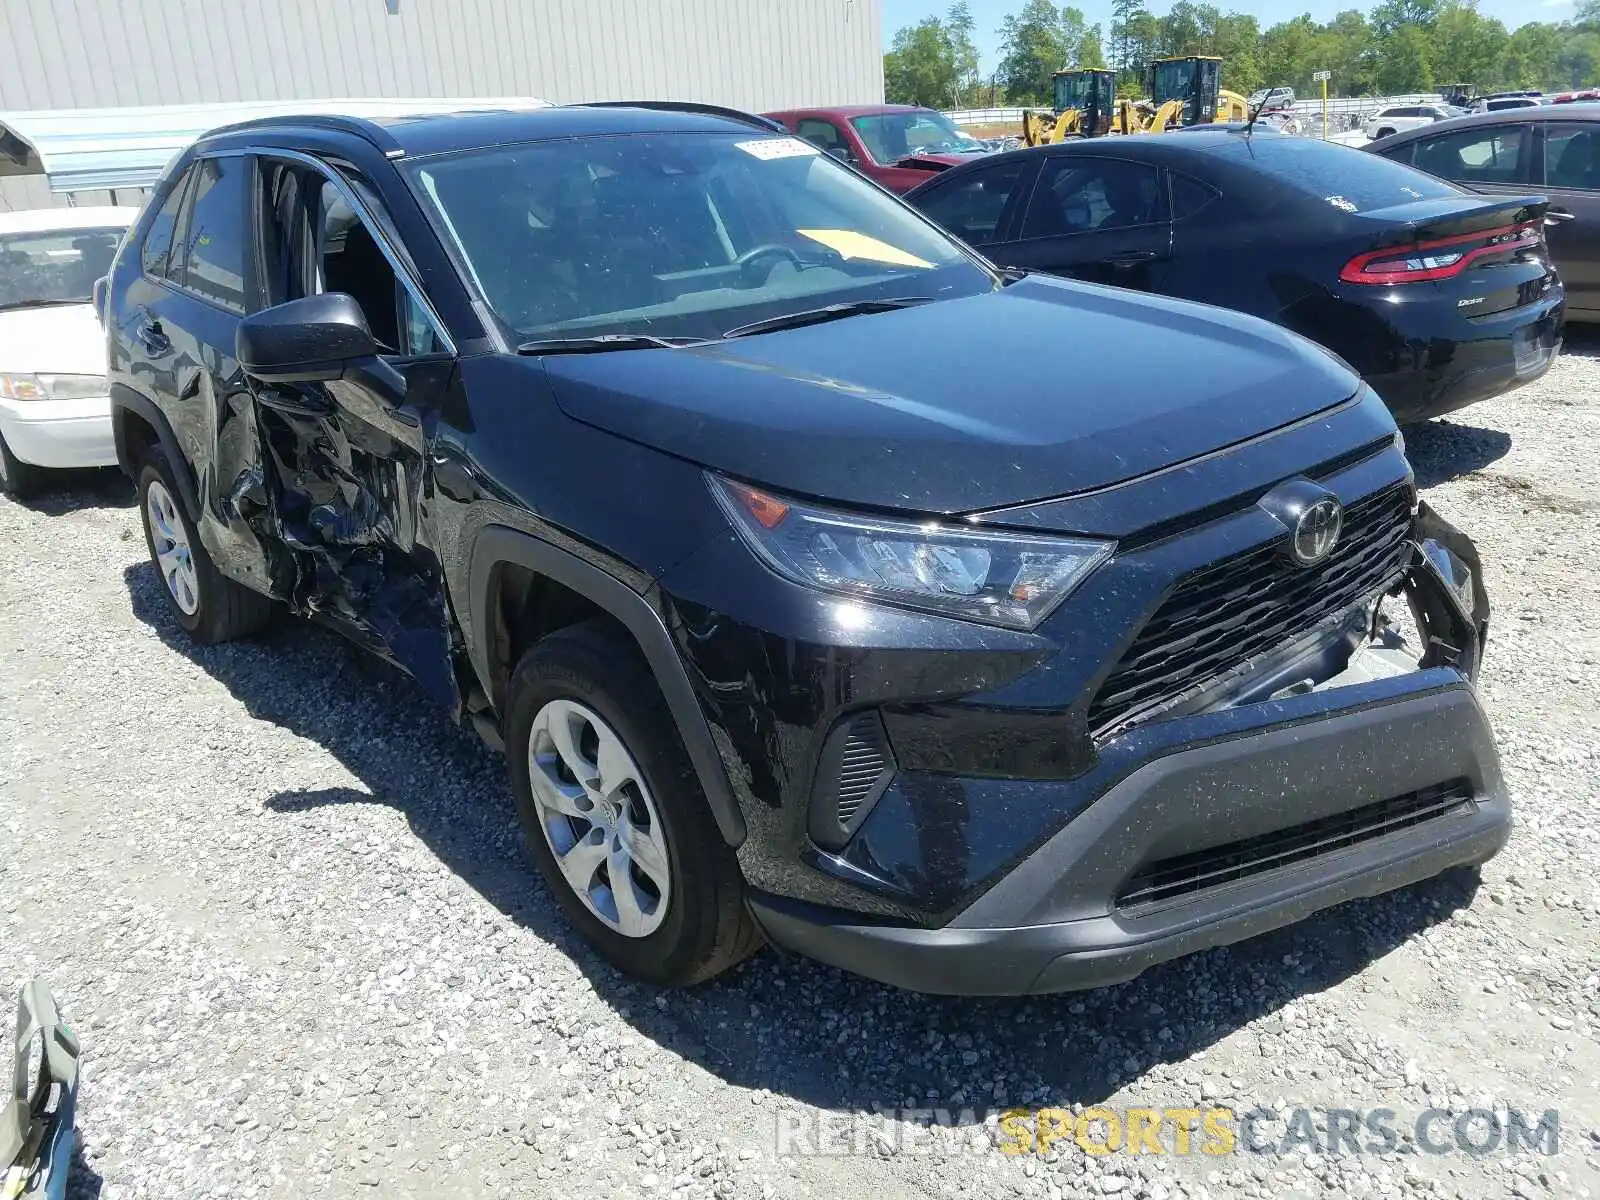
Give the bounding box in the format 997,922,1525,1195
735,136,821,161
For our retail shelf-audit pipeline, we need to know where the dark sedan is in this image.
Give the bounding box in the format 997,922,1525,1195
906,128,1564,423
1367,104,1600,320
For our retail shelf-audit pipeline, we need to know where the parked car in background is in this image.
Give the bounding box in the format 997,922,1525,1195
106,103,1507,995
906,128,1563,423
1247,87,1296,113
1369,106,1600,320
0,207,138,497
1470,95,1543,114
762,104,991,193
1365,103,1455,140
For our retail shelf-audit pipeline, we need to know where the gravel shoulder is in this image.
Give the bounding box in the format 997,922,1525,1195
3,339,1598,1200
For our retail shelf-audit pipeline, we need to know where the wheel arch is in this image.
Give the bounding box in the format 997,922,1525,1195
110,384,201,523
467,526,747,849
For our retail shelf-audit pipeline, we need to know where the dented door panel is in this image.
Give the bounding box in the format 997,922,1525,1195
245,357,461,710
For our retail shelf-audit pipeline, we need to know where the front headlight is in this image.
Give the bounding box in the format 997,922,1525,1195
709,474,1113,630
0,373,108,401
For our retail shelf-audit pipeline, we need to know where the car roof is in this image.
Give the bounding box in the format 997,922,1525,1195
909,127,1296,181
199,103,778,160
0,206,141,234
763,104,932,120
1371,102,1600,146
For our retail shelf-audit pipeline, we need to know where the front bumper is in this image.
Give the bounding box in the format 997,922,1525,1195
749,679,1507,995
0,396,117,469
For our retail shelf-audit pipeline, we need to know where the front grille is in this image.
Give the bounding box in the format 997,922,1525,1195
1116,779,1474,909
1088,482,1415,737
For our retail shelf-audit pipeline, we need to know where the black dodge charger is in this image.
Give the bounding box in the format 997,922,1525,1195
907,126,1564,423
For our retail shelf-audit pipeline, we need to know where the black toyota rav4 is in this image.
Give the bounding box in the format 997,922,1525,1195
105,104,1508,995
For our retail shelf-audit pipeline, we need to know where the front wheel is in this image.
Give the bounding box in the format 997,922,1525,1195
506,618,760,986
0,433,45,500
137,451,274,643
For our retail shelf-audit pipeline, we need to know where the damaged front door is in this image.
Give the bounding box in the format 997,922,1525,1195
245,158,460,709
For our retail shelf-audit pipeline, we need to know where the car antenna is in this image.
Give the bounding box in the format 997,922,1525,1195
1243,94,1264,139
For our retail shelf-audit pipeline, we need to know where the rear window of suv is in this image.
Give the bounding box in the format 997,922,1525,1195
1203,136,1459,213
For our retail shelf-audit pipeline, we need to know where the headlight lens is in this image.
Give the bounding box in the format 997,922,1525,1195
709,475,1113,630
0,373,108,401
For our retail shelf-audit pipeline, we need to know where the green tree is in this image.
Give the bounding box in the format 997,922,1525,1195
997,0,1092,104
1110,0,1151,74
883,18,962,106
946,2,985,104
1428,2,1508,91
1080,28,1108,69
1556,28,1600,89
1260,14,1322,94
1213,12,1263,94
1323,9,1377,95
1375,21,1433,91
1500,21,1563,90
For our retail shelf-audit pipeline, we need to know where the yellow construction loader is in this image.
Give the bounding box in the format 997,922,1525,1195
1144,56,1250,132
1020,68,1146,146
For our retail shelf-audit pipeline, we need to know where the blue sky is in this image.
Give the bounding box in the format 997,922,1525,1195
882,0,1574,74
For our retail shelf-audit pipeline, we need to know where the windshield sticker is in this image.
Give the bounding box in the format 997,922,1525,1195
797,229,934,269
735,137,821,161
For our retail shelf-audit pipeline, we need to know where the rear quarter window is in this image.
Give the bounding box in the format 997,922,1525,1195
1207,137,1459,214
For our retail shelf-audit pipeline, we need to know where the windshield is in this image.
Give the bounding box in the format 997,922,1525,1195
0,228,124,310
1207,136,1460,212
409,132,992,342
850,110,985,162
1053,72,1110,113
1151,60,1197,107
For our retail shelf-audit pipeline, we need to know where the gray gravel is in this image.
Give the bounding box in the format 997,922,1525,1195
3,338,1599,1200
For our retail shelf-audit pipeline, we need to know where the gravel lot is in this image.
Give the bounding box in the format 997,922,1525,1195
2,339,1598,1200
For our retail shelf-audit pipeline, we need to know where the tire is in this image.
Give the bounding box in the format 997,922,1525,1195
136,450,274,643
506,618,760,986
0,432,46,500
1374,128,1395,140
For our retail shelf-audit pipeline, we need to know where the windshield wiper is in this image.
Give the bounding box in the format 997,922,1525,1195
516,333,714,355
0,297,91,313
721,297,934,340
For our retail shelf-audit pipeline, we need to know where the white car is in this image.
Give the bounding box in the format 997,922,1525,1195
1470,96,1543,113
0,207,139,498
1364,104,1455,141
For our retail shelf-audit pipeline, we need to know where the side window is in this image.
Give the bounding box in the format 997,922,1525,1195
1412,126,1526,184
172,157,251,312
400,292,446,356
141,166,194,279
796,119,848,158
1021,157,1164,239
913,159,1028,245
315,181,404,353
1543,124,1600,190
1377,141,1416,166
1170,172,1220,220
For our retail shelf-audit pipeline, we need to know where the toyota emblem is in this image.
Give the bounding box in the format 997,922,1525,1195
1291,498,1343,566
1257,479,1345,568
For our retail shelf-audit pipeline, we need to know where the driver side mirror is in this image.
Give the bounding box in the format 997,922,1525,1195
237,293,377,383
826,145,857,164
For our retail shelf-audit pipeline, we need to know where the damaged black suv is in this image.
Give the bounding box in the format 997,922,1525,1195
105,104,1508,994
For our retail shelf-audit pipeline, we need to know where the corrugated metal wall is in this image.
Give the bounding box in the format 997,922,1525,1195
1,0,884,209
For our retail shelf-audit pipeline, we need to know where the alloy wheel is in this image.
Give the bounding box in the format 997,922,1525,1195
145,479,199,616
525,697,671,938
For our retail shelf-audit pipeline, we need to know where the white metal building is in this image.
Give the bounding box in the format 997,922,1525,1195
0,0,884,208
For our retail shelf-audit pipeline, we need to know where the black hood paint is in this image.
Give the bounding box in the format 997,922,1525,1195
542,275,1360,514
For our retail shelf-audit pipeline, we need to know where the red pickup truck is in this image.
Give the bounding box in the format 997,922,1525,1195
762,104,994,194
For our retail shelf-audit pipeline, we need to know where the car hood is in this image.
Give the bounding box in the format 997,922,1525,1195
0,304,106,376
542,275,1361,514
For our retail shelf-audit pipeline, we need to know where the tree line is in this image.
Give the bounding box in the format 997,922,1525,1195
883,0,1600,108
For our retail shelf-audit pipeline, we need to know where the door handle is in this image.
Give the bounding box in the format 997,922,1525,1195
1545,208,1576,224
135,317,170,354
1103,250,1161,269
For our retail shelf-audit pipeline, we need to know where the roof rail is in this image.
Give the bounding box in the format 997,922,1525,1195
203,113,406,156
573,100,785,133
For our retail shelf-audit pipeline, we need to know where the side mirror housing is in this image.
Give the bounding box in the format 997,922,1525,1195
236,293,377,383
91,276,108,323
827,145,856,164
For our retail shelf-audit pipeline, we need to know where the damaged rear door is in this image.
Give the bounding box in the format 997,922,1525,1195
244,156,461,709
